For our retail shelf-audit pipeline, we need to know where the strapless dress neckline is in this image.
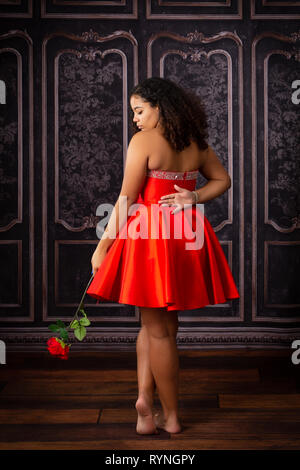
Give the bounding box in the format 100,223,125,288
147,168,199,180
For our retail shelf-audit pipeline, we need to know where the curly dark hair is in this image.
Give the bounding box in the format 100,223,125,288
129,77,209,152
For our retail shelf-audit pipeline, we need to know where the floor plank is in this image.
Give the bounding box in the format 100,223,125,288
1,378,296,395
0,367,259,381
0,409,100,424
100,408,300,424
1,438,300,450
0,424,170,442
219,394,300,409
0,394,218,409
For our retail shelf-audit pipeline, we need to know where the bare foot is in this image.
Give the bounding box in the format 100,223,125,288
153,409,182,434
135,395,159,435
153,408,164,427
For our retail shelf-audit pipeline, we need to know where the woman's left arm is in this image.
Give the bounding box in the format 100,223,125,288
96,196,133,252
93,132,149,254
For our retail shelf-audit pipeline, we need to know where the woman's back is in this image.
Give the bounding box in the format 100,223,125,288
142,128,206,173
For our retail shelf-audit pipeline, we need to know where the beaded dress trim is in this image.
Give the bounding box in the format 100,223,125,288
147,169,199,180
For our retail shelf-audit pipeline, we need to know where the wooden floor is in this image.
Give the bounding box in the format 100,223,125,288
0,348,300,450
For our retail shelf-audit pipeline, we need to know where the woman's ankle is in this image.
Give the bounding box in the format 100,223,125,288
163,410,180,422
138,390,154,405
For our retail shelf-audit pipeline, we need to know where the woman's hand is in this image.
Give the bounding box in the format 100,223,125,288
91,246,108,276
158,184,196,214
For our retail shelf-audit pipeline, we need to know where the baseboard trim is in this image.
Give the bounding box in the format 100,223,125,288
1,327,300,351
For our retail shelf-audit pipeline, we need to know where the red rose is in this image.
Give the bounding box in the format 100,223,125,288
59,344,69,360
47,337,70,360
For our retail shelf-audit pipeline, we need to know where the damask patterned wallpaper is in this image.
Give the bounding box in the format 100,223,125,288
0,0,299,349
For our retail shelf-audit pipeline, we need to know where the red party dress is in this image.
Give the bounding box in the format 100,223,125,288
86,168,240,311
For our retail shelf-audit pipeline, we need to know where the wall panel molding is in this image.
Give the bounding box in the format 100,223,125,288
54,240,140,322
0,47,22,232
41,0,138,18
264,241,300,314
42,29,138,322
0,240,22,308
252,31,300,323
146,0,243,19
1,327,300,351
0,0,32,17
251,0,300,19
0,30,34,322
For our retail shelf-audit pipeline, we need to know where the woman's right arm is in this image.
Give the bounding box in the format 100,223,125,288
194,145,231,204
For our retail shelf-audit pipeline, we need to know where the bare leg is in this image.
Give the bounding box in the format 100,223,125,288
136,307,181,434
135,324,158,434
136,322,156,406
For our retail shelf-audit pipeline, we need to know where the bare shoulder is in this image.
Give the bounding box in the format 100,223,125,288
140,128,164,139
129,129,161,148
129,129,156,143
128,130,149,150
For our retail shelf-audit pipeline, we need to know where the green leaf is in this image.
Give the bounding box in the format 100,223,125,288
74,325,86,341
48,324,59,331
79,316,90,326
70,319,79,329
78,310,91,326
59,328,69,342
56,320,66,328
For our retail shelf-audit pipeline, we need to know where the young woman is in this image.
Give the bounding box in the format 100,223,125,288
87,77,240,435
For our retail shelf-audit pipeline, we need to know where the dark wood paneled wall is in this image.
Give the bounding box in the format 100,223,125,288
0,0,300,350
